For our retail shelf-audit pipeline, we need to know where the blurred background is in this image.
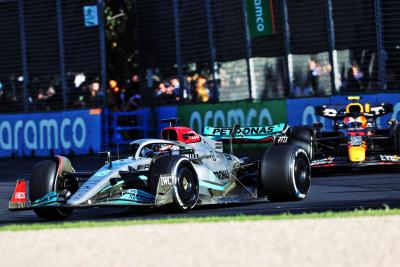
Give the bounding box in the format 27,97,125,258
1,0,400,156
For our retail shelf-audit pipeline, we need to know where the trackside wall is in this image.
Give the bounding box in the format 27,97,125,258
1,93,400,157
177,100,287,133
0,109,102,157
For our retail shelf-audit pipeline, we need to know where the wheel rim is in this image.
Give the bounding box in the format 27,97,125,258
176,167,197,205
294,154,310,195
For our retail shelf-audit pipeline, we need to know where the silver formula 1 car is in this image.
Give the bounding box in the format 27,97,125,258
9,119,311,220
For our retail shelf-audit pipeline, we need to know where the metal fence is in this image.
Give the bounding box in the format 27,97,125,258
1,0,399,112
0,0,106,113
136,0,400,104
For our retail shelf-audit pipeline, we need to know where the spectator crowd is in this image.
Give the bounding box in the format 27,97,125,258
291,58,374,97
0,58,399,113
152,73,218,105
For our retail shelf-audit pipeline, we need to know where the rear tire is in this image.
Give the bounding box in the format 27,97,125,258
148,155,199,211
260,145,311,201
29,160,73,220
288,126,314,160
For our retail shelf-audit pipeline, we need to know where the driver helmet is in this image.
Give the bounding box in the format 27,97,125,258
343,116,367,128
159,144,174,151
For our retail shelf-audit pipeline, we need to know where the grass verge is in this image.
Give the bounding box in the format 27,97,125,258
1,206,400,232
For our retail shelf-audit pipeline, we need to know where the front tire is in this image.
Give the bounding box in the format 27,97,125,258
29,160,74,220
260,145,311,201
148,155,199,211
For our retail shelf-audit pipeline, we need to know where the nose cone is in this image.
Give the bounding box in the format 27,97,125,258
348,146,366,162
67,167,116,205
66,158,139,205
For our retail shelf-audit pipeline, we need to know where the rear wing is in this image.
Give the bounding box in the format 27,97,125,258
203,123,288,143
367,103,393,118
316,103,393,120
315,106,345,120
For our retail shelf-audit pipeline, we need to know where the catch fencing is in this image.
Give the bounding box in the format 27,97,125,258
0,0,106,113
1,0,399,111
136,0,400,103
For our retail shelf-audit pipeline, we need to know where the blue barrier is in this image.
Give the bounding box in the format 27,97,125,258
0,109,102,157
103,106,178,146
286,97,331,129
3,94,400,157
103,108,150,146
154,106,178,137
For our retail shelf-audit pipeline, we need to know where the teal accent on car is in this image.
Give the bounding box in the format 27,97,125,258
31,192,61,206
102,199,145,205
99,180,124,193
94,159,134,178
104,189,155,204
199,180,229,191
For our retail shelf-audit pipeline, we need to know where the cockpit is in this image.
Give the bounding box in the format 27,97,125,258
129,140,182,159
343,116,367,129
139,143,180,158
342,102,368,129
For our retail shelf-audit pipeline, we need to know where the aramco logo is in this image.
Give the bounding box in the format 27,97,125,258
254,0,265,32
0,117,86,150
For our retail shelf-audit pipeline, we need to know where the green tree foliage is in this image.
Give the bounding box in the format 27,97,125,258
105,0,137,81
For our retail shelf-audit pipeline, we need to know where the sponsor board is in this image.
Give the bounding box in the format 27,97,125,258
83,5,99,27
246,0,275,37
0,109,101,157
178,100,286,133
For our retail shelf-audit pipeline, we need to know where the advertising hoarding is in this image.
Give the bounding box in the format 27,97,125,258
178,100,287,133
0,109,102,156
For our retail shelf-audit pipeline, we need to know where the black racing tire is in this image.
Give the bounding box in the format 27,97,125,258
393,124,400,154
29,160,73,220
260,145,311,201
288,126,315,160
148,155,199,212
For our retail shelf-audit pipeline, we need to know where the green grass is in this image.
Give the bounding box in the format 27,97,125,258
1,206,400,232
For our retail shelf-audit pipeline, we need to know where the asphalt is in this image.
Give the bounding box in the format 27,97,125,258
1,156,400,225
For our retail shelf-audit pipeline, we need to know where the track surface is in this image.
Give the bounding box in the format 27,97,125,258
1,157,400,225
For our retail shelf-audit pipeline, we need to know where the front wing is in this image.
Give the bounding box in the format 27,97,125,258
311,154,400,169
9,180,156,211
9,176,261,212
